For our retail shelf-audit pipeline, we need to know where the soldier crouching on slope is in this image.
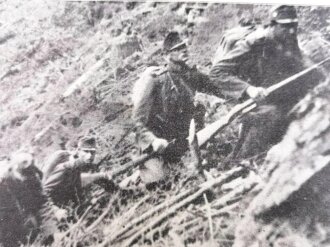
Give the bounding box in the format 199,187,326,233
209,5,323,161
42,136,118,213
131,31,221,189
0,152,46,247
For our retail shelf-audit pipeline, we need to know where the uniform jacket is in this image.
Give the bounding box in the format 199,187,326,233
209,26,313,111
43,151,83,207
132,61,218,155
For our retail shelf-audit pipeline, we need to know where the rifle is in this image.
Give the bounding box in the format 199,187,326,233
111,57,330,178
197,56,330,147
111,138,186,178
111,152,155,177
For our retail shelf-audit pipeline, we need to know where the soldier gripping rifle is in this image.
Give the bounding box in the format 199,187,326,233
131,31,221,187
42,136,117,210
209,5,325,160
125,19,327,186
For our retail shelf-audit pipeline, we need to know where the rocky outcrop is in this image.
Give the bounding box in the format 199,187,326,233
233,41,330,247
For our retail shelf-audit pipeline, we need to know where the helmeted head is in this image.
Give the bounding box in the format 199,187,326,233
163,31,189,63
270,5,298,24
269,5,298,42
77,136,96,164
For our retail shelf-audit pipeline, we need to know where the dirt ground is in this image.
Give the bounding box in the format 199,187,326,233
1,1,330,246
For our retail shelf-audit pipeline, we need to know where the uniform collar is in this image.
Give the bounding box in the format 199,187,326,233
166,59,190,74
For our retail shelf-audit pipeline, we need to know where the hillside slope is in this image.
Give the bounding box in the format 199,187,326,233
1,2,330,247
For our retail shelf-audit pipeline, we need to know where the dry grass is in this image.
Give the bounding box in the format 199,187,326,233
1,1,330,246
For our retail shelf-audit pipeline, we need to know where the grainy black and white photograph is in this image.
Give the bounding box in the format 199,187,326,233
1,0,330,246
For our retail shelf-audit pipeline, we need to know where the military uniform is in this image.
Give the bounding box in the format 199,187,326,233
43,136,117,206
210,25,317,159
43,151,83,207
132,61,217,182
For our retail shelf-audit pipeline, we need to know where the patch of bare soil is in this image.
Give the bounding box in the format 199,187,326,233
1,1,330,246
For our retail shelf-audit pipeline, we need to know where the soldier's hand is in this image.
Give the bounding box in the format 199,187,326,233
103,171,113,180
246,86,268,103
152,138,169,154
53,207,68,221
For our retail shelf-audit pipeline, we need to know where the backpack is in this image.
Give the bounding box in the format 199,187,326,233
42,150,71,180
212,24,257,65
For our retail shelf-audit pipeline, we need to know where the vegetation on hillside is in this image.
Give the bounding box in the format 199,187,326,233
1,1,330,246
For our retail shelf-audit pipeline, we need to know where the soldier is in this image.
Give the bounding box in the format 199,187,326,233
209,5,321,160
43,136,117,209
132,31,219,186
0,152,46,247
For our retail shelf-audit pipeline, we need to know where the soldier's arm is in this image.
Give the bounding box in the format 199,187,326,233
190,66,224,98
209,41,251,100
81,172,111,186
132,68,159,151
81,172,118,192
209,31,265,101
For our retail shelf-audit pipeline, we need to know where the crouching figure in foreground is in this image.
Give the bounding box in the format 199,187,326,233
0,152,46,247
43,136,117,210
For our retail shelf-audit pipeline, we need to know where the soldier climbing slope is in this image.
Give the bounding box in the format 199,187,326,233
43,136,117,211
131,31,222,188
209,5,324,160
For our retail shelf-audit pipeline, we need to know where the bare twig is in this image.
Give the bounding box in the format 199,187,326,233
211,204,237,218
118,171,258,246
102,194,151,237
107,187,194,243
189,119,202,173
172,172,259,238
212,172,259,209
100,167,244,246
62,56,110,98
203,193,214,241
55,205,93,246
121,167,244,246
144,221,170,244
86,201,112,233
114,125,135,149
179,203,237,237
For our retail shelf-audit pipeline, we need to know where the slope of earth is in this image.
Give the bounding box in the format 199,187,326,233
1,1,330,247
233,36,330,247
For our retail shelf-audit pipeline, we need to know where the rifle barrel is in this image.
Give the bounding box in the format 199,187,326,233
112,57,330,178
267,57,330,94
197,56,330,148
